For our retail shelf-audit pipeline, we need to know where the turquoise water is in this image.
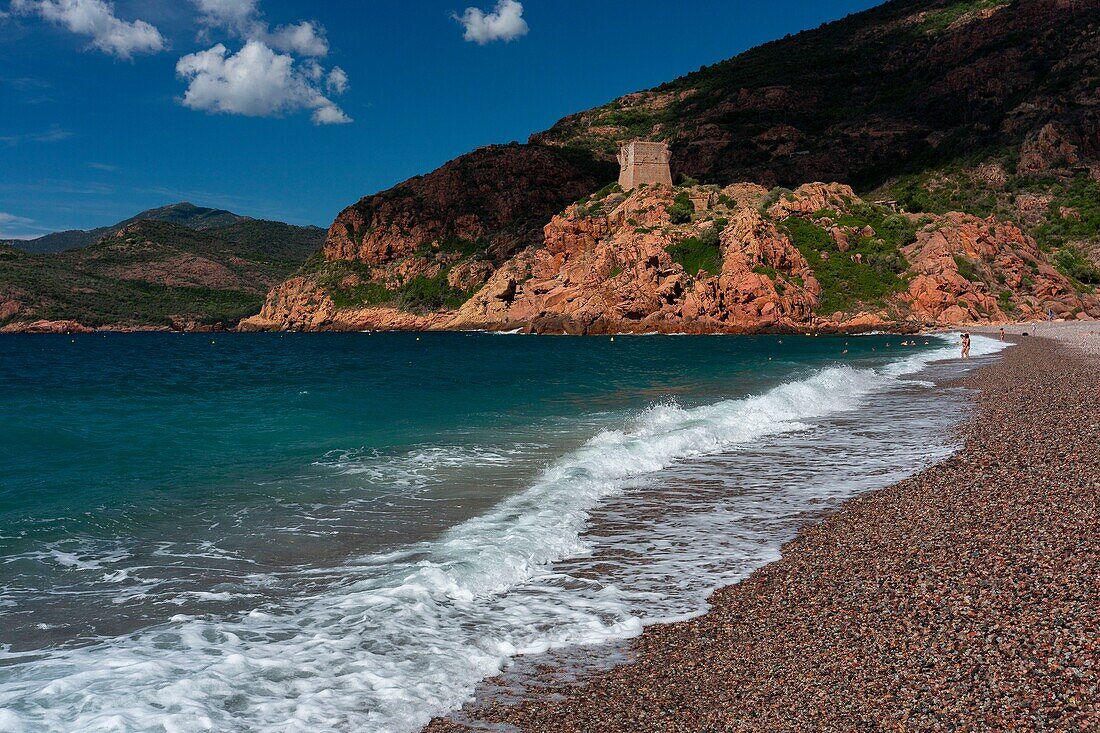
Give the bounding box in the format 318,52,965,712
0,332,1005,731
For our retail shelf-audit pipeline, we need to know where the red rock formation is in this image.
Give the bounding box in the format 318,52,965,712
901,214,1097,324
767,183,857,219
238,276,447,332
1017,123,1082,175
243,182,1098,334
448,186,824,334
0,294,24,322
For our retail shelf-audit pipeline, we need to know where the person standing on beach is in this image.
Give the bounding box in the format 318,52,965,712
1000,327,1006,341
961,333,971,359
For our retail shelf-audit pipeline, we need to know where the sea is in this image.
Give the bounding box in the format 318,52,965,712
0,331,1008,732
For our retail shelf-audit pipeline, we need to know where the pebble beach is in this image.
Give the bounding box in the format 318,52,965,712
426,323,1100,732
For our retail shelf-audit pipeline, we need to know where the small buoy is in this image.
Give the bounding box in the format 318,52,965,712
211,340,216,344
416,336,420,341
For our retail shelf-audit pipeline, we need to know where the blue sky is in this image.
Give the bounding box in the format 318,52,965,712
0,0,883,237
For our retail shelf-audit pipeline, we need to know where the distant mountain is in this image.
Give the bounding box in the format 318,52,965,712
5,203,250,254
0,216,326,331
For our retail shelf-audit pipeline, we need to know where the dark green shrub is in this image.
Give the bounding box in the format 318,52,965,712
667,225,723,277
953,255,980,282
592,182,622,200
1054,246,1100,285
667,192,695,224
396,273,471,312
783,216,908,314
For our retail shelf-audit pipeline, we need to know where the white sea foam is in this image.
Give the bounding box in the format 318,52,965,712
0,335,1009,732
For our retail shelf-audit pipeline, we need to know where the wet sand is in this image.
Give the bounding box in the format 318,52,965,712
426,327,1099,731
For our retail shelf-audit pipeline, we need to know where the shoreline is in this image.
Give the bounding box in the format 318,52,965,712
2,317,1096,337
425,324,1099,731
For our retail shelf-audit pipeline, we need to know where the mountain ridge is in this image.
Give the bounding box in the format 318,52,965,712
4,202,253,254
0,213,326,331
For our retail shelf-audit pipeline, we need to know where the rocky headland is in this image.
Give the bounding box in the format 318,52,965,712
239,0,1100,335
239,182,1098,334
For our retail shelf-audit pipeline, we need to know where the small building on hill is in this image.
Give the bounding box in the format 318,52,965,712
618,141,672,190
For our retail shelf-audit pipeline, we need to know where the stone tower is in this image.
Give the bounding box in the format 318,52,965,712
617,141,672,191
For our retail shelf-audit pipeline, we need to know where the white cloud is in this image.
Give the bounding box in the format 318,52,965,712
176,40,351,125
266,20,327,57
180,1,347,124
11,0,166,58
190,0,328,56
454,0,528,44
0,211,41,239
192,0,257,35
325,66,348,95
311,101,350,125
0,126,73,145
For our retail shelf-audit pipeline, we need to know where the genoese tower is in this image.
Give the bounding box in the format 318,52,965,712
617,141,673,190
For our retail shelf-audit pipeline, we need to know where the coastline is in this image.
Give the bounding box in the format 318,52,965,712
425,324,1099,731
3,316,1096,337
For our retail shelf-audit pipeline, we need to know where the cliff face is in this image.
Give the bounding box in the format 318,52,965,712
447,184,1095,333
242,182,1098,333
324,144,616,267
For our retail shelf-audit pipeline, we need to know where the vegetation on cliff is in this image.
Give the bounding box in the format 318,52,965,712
666,225,722,278
297,253,477,313
781,215,908,315
879,167,1100,290
536,0,1098,188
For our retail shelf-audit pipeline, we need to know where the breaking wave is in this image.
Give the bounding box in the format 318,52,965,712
0,335,1008,733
